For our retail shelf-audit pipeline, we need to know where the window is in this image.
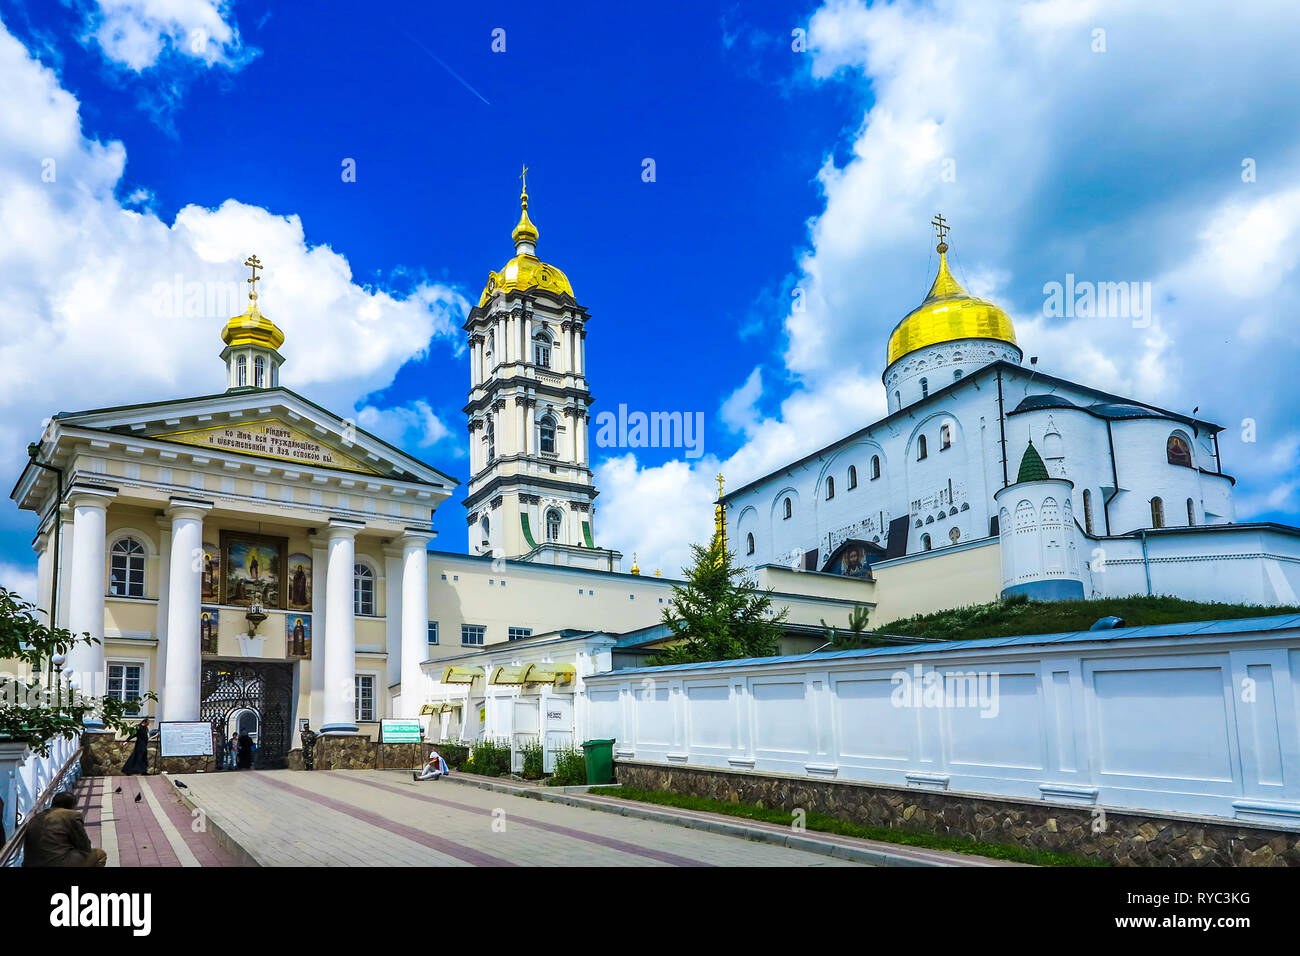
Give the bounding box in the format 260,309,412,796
1166,434,1193,468
1151,496,1165,529
894,391,901,408
546,508,563,542
746,532,755,555
917,435,928,460
871,455,881,480
847,465,858,489
1082,489,1094,535
940,423,952,450
508,627,533,641
427,621,439,645
920,377,929,398
110,537,146,597
271,363,278,386
354,675,375,722
782,498,792,519
486,419,496,460
479,516,490,546
534,333,551,368
825,476,835,500
953,369,963,381
1186,497,1196,526
461,624,485,646
254,355,266,388
236,354,247,387
107,663,142,704
539,415,557,454
921,534,932,552
354,564,375,615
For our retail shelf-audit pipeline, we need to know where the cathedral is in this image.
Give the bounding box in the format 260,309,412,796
725,219,1300,615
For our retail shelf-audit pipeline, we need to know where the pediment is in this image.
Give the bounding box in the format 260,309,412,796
152,418,380,475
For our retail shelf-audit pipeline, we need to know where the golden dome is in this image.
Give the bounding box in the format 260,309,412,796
479,169,575,307
221,297,284,351
886,243,1017,367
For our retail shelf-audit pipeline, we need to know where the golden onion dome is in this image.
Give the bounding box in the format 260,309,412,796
886,241,1017,367
480,170,575,307
221,295,284,351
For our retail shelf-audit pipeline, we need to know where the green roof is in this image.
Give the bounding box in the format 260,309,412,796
1016,441,1049,483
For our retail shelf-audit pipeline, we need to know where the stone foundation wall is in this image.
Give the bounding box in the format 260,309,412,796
308,736,428,771
614,760,1300,867
81,731,217,776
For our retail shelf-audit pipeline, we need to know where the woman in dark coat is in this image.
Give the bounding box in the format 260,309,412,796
237,732,254,769
121,718,151,775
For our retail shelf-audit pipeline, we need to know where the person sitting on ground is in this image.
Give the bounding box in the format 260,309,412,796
414,749,449,781
22,791,107,868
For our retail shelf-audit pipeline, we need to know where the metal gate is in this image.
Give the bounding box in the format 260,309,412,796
199,661,294,769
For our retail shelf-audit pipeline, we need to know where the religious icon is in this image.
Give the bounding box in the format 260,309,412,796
221,532,288,609
201,607,220,654
844,547,863,575
201,544,220,603
286,614,311,659
287,552,312,611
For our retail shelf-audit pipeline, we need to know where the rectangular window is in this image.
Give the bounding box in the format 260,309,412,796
508,627,532,641
461,624,486,646
107,663,142,704
427,621,439,645
354,675,375,722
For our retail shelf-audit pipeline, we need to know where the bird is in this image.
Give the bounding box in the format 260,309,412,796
114,786,122,793
175,780,188,789
134,792,142,803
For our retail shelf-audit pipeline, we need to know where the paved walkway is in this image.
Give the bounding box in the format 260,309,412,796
166,769,865,866
74,775,243,867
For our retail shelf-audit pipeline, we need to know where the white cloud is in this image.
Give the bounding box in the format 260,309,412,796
85,0,249,71
0,561,39,602
719,367,763,437
356,401,457,453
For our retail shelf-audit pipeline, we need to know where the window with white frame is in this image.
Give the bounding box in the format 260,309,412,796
254,355,266,388
508,627,532,641
107,663,142,704
534,332,552,368
427,621,439,645
354,675,375,722
109,537,146,598
462,624,486,646
236,354,247,386
545,507,562,541
354,564,375,615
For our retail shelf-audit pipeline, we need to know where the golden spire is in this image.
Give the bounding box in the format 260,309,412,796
630,552,640,575
654,568,662,577
713,473,727,554
512,164,539,249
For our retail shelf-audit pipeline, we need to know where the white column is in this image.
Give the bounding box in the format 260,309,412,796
161,499,212,721
308,533,328,727
321,518,363,734
399,530,432,717
56,504,74,631
154,517,172,719
66,486,116,719
383,544,403,696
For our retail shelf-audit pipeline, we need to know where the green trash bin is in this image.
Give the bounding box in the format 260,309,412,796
581,738,616,785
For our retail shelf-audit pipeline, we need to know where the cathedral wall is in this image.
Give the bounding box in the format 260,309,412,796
870,536,1002,624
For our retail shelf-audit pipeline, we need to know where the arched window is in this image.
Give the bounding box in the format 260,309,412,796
871,455,881,480
270,363,278,386
479,516,490,546
746,532,755,555
545,508,563,542
940,423,952,450
953,369,963,381
825,476,835,500
921,534,932,552
539,415,557,454
847,465,858,489
254,355,266,388
894,391,901,409
110,537,146,597
1186,498,1196,526
354,564,375,615
782,498,792,520
236,354,247,387
917,435,928,460
534,331,552,368
486,419,496,461
920,377,929,398
1082,489,1094,535
1166,434,1193,468
1151,497,1165,529
486,329,494,357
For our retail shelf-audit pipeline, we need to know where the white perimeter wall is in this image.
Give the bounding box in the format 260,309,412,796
584,619,1300,826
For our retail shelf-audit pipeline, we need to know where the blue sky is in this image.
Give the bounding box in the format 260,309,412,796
0,0,1297,591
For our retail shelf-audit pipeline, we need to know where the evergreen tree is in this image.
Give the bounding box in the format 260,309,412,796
651,538,787,665
820,604,873,649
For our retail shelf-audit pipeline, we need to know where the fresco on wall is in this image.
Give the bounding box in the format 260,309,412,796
286,613,311,658
201,544,220,603
287,552,312,611
221,532,287,608
201,607,219,654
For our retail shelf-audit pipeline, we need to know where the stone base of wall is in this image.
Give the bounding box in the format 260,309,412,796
82,731,218,775
310,736,427,771
614,760,1300,867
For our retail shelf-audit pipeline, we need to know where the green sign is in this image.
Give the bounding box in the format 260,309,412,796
380,718,424,744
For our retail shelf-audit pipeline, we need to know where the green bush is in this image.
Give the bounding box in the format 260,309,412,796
433,741,469,769
463,737,511,777
548,745,586,787
520,738,544,779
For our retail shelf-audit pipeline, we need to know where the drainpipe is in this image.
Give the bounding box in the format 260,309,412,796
995,370,1009,488
1139,529,1153,596
1103,421,1119,536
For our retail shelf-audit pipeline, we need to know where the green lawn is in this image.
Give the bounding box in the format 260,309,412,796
601,786,1106,867
874,594,1300,644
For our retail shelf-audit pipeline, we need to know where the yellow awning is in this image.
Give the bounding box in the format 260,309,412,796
419,704,439,716
491,664,530,685
523,663,577,684
441,666,484,684
439,701,464,714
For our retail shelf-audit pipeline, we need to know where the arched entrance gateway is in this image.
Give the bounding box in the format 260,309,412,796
200,661,294,769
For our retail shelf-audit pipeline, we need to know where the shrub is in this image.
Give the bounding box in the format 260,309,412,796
463,737,511,777
520,738,544,779
548,745,586,787
433,741,469,769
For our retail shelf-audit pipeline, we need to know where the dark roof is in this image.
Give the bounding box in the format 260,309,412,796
1015,441,1050,483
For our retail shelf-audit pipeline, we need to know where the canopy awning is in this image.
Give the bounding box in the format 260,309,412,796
418,703,439,716
440,701,464,714
441,666,484,684
491,664,530,685
523,663,577,684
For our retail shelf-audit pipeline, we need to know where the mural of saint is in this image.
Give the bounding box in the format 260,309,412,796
201,545,220,603
200,607,220,654
287,553,312,611
223,534,285,608
286,614,311,658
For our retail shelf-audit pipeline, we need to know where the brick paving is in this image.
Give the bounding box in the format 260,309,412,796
168,769,865,867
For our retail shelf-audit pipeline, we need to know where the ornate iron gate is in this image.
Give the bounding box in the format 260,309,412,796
199,661,294,769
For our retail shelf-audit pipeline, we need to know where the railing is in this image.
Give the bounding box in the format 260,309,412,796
0,733,83,866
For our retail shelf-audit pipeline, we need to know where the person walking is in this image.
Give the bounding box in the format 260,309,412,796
121,718,151,775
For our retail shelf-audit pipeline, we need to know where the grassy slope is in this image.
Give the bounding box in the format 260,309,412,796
875,594,1300,644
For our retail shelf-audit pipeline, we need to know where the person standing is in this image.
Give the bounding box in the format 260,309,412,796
237,732,254,769
121,718,151,775
300,724,318,771
23,792,107,867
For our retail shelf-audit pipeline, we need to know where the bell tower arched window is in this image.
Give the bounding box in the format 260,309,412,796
539,414,557,454
534,331,552,368
236,355,247,387
254,355,266,388
545,508,563,542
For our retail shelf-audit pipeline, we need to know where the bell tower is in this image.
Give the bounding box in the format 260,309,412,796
462,170,621,572
221,255,285,390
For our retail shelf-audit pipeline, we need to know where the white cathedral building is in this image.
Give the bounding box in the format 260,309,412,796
725,225,1300,616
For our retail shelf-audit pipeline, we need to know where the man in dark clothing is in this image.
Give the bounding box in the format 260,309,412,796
23,792,107,867
122,718,151,775
300,724,318,771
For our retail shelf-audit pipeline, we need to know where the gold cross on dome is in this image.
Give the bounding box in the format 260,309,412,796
244,254,263,296
520,164,529,192
716,473,725,497
931,213,949,243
